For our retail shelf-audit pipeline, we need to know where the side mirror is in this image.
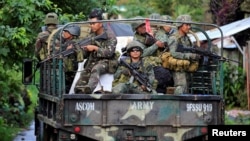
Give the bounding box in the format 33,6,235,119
22,58,33,85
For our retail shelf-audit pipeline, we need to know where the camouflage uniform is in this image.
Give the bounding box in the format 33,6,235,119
35,12,59,61
134,33,159,57
61,24,83,93
112,41,157,94
133,14,174,93
168,15,200,94
75,28,117,94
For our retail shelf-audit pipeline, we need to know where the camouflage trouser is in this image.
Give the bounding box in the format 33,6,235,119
75,61,109,92
172,71,189,94
112,83,157,94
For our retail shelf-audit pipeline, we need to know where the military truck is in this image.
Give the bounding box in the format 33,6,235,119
22,19,225,141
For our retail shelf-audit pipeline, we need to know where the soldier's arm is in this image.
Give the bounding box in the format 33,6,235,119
141,43,158,57
95,31,117,59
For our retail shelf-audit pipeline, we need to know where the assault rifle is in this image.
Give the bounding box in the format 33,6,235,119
120,58,152,92
40,32,108,63
176,44,239,63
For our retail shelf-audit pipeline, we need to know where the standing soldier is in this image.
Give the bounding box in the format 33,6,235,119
112,40,157,94
168,14,200,94
160,15,176,39
35,12,59,61
61,24,83,93
74,8,118,94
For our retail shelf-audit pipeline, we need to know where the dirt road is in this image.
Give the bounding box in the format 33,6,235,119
13,121,36,141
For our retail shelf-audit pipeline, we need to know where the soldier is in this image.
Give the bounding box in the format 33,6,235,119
35,12,59,61
112,40,157,94
168,14,200,94
74,8,118,94
132,14,174,93
132,16,165,57
160,15,176,38
61,24,83,93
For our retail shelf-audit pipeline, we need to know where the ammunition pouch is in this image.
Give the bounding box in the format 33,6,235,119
161,52,199,72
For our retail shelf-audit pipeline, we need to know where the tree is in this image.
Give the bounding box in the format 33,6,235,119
0,0,57,69
210,0,244,25
51,0,119,20
116,0,208,21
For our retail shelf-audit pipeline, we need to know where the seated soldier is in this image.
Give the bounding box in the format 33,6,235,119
74,8,118,94
112,40,157,94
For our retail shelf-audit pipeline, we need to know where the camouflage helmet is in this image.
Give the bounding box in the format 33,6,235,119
175,14,192,27
149,13,161,19
126,40,144,53
44,12,59,25
161,15,172,21
131,16,145,31
161,15,173,25
63,24,81,36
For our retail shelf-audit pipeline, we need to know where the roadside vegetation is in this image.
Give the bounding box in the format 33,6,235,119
0,0,249,140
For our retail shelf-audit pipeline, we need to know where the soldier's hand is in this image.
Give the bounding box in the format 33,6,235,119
82,45,98,52
66,44,73,50
140,85,147,91
155,40,165,48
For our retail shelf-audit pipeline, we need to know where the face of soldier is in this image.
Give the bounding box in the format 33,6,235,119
162,25,171,33
179,23,191,35
62,30,72,40
136,24,146,34
46,24,57,33
129,47,141,59
89,17,103,34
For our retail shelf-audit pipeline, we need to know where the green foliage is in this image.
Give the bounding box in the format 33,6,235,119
52,0,119,20
0,59,34,140
0,117,19,141
117,0,156,18
117,0,207,21
0,0,56,138
0,0,53,68
210,0,244,25
223,62,247,109
225,114,250,125
59,12,86,24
